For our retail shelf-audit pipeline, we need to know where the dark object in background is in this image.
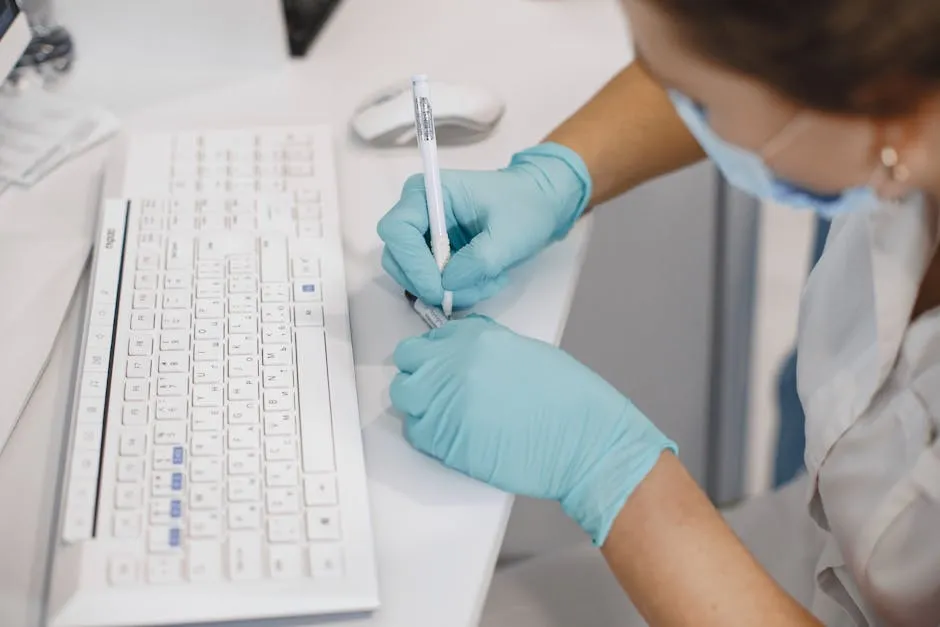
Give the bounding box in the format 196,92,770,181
282,0,342,57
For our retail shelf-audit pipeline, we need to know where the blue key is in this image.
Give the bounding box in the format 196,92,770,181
303,284,316,293
170,499,181,518
169,527,180,547
171,472,183,490
172,446,184,465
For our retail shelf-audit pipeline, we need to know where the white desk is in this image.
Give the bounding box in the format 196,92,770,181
0,0,631,625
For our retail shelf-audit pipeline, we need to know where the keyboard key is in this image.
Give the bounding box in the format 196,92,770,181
229,294,257,314
266,486,300,514
163,290,192,309
193,383,223,407
263,389,294,412
261,284,289,303
195,298,224,319
108,556,138,586
264,412,293,435
152,445,183,470
128,334,153,356
164,272,191,290
157,374,187,397
82,372,108,397
192,407,223,432
132,291,156,309
198,236,226,260
156,398,186,421
76,398,105,425
308,545,343,578
296,328,335,472
117,458,145,481
260,303,289,324
264,436,296,461
74,424,102,450
228,276,257,294
197,260,224,279
119,430,147,456
228,532,262,580
197,279,224,298
269,545,303,579
229,355,259,377
152,471,185,496
305,475,338,506
228,401,260,424
165,236,193,270
189,511,222,538
228,313,257,334
228,334,257,356
228,425,260,449
161,311,190,330
265,461,298,487
193,361,223,384
262,345,292,366
130,311,155,331
122,402,148,426
267,516,301,543
229,450,261,475
261,323,290,344
113,512,142,538
135,272,159,290
229,378,259,401
305,507,341,541
297,221,322,239
195,319,223,340
193,340,223,361
160,331,188,351
229,503,262,530
71,449,100,479
260,235,288,283
125,357,151,378
148,556,182,583
158,354,189,373
228,476,261,502
154,422,186,445
295,304,324,327
190,458,223,483
191,432,223,456
189,484,222,510
292,255,320,278
187,541,222,581
293,280,321,302
115,484,143,510
262,366,292,388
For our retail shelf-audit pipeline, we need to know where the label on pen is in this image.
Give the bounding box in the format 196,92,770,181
414,97,435,142
405,291,447,329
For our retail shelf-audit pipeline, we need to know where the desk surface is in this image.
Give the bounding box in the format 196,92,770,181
0,1,631,625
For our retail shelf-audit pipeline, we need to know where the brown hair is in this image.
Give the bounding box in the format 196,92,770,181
649,0,940,117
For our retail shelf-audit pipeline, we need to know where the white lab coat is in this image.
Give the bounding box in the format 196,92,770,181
482,196,940,626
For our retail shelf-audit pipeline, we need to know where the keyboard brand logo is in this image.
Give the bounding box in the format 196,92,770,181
104,228,116,250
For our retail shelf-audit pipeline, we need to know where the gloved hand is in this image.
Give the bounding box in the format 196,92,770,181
377,142,592,309
390,315,677,546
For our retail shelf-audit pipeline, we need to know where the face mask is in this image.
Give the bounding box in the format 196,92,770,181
668,89,880,219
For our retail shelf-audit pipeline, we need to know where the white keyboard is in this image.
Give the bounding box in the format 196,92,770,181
46,127,379,627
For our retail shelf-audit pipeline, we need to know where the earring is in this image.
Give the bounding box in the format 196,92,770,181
880,146,910,183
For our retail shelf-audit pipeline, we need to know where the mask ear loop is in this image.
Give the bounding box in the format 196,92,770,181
759,113,813,162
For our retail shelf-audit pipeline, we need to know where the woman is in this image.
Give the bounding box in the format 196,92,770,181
377,0,940,624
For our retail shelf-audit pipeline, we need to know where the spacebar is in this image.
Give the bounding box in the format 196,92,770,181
296,328,336,473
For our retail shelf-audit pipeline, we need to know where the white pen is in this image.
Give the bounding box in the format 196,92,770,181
411,74,453,317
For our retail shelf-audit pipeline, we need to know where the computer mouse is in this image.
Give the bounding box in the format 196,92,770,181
350,80,505,147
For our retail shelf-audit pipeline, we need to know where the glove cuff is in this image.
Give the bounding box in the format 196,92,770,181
560,407,678,547
508,142,593,240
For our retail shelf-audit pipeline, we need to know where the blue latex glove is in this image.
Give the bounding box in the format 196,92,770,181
390,315,677,546
377,142,592,309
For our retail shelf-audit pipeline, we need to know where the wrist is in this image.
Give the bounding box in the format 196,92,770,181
560,401,678,547
509,142,593,239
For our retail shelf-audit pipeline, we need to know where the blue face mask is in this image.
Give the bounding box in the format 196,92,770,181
668,89,881,219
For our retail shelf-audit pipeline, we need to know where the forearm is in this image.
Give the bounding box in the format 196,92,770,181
601,453,821,627
544,61,704,207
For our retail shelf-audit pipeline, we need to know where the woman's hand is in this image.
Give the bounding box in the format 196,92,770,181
390,315,676,545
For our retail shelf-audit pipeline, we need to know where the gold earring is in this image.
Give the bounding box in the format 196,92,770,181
880,146,910,183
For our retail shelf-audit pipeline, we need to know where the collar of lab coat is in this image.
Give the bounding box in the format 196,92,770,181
797,194,940,516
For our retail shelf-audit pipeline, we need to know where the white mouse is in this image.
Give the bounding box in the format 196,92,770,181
350,80,505,147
